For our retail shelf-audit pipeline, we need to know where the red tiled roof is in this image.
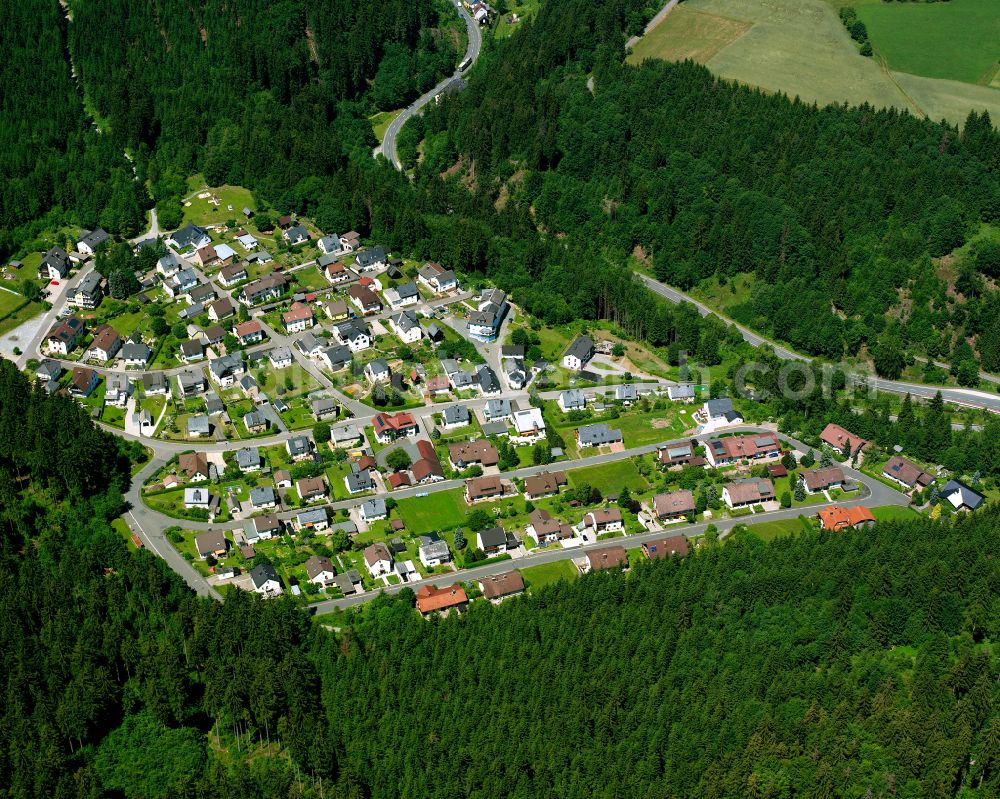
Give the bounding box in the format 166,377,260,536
416,584,468,613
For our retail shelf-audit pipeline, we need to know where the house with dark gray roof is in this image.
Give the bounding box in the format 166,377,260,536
562,336,595,370
166,222,211,253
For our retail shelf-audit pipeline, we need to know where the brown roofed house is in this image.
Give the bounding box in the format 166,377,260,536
448,439,499,469
415,584,468,615
652,489,695,520
585,545,628,572
882,456,933,490
178,451,210,481
466,475,506,502
803,466,845,494
304,555,336,586
723,478,775,508
523,471,568,500
820,423,869,457
296,476,328,502
195,530,228,559
479,571,525,603
642,536,689,560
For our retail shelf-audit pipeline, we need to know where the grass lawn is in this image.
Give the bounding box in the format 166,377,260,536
0,294,44,337
856,0,999,86
744,515,813,542
687,273,756,315
495,0,540,38
614,408,692,446
871,505,920,522
643,0,1000,126
627,5,752,64
0,288,27,316
395,487,470,534
369,109,403,143
289,265,329,292
520,560,577,590
568,459,651,495
183,183,256,227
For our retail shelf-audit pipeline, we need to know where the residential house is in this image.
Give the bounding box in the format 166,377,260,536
523,471,567,500
372,411,418,444
584,546,628,573
180,339,205,362
283,224,310,245
390,310,422,343
355,246,387,272
345,462,375,494
722,478,775,508
364,358,391,384
177,370,205,397
467,288,508,342
34,360,63,385
282,302,314,333
120,338,152,367
187,415,211,438
194,244,219,267
296,476,328,503
465,475,507,503
235,233,257,251
203,325,226,348
324,298,349,321
195,530,228,559
208,297,235,322
418,537,451,568
249,563,283,597
653,490,696,521
330,423,362,447
219,263,248,286
293,332,324,359
38,246,71,280
820,423,869,458
166,222,211,254
142,372,169,397
526,508,575,545
311,397,338,420
411,439,445,484
235,447,262,472
104,373,132,407
347,283,382,315
642,536,689,559
44,317,84,355
479,572,525,603
320,344,352,371
178,451,210,481
235,320,264,345
334,570,363,595
817,506,875,532
249,486,278,510
286,435,313,461
417,261,458,294
576,423,623,448
940,479,985,512
562,335,595,370
184,487,210,509
803,466,846,494
305,555,337,587
333,319,372,352
704,433,781,468
87,325,121,363
558,389,586,413
269,346,293,369
701,398,744,425
667,385,696,403
238,273,289,305
243,410,267,434
383,282,419,310
476,364,502,396
76,228,110,257
294,507,329,532
615,384,638,405
364,543,393,577
322,259,357,285
415,584,468,616
448,439,499,470
882,456,933,490
426,374,451,399
67,271,103,309
68,367,99,398
658,441,700,468
208,352,244,387
442,404,469,428
317,235,343,256
583,508,624,534
511,408,546,443
476,527,511,555
156,253,181,278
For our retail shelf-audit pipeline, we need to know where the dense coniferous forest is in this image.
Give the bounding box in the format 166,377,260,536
1,358,999,798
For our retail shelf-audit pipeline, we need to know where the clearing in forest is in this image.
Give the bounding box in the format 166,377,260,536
627,6,751,65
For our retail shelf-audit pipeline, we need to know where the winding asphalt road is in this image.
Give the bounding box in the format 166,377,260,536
637,273,1000,413
380,4,481,169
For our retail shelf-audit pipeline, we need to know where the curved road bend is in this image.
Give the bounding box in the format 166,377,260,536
381,4,481,169
637,273,1000,413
